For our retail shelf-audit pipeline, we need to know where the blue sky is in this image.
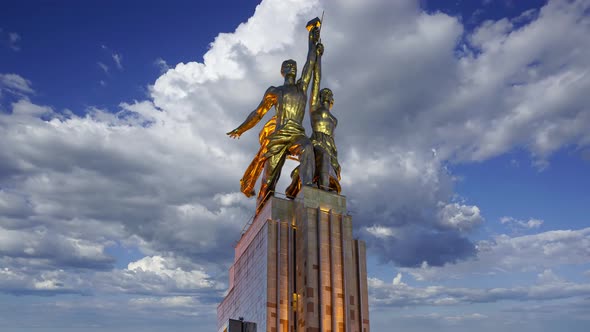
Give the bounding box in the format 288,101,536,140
1,0,589,331
1,0,260,111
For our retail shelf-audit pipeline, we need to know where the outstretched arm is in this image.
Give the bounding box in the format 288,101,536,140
227,87,278,138
310,43,323,114
298,27,320,94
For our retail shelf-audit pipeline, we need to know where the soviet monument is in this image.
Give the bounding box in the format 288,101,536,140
219,16,370,332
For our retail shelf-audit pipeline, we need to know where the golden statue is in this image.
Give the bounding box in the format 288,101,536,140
227,19,322,212
286,39,341,198
309,47,341,193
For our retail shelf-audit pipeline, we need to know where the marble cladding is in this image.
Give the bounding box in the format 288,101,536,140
217,187,369,332
217,220,269,332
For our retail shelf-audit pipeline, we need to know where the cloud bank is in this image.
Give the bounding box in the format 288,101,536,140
1,0,589,331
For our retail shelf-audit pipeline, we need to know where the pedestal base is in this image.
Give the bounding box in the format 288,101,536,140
217,187,370,332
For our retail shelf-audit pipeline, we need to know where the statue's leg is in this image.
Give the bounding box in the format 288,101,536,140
289,136,314,186
315,145,331,191
257,152,286,209
285,166,301,199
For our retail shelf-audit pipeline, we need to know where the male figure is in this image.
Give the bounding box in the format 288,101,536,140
227,23,321,211
286,41,341,198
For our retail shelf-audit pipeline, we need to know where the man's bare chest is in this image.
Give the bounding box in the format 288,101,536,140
278,86,305,108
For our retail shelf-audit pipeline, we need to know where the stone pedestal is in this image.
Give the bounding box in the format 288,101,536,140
217,187,370,332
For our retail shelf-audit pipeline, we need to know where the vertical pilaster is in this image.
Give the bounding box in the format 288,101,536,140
329,211,337,332
333,213,345,332
267,220,277,332
288,219,294,332
278,221,282,331
320,208,336,331
357,240,370,332
340,215,350,332
344,216,360,332
317,207,324,332
304,206,320,330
